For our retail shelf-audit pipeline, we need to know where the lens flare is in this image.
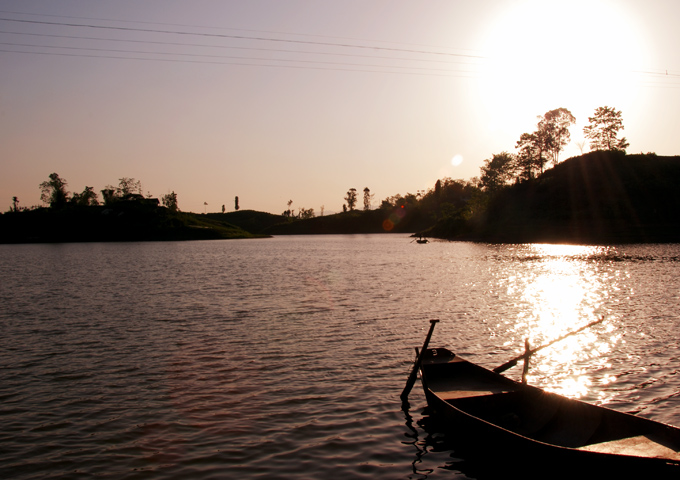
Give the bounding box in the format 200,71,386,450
451,154,463,166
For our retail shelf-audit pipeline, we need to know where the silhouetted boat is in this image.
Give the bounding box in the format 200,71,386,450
420,347,680,477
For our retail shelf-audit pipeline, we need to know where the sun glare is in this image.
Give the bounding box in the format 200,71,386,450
476,0,648,141
501,244,622,399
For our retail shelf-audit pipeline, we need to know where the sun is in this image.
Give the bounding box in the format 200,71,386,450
475,0,648,143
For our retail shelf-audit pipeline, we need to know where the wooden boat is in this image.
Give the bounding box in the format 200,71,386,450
419,347,680,477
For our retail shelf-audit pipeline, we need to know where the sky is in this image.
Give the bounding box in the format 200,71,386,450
2,0,679,215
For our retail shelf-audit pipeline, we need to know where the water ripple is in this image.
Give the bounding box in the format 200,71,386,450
1,238,679,479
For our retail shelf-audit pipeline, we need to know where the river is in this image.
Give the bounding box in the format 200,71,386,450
1,235,679,479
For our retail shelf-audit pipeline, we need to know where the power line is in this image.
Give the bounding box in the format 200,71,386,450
3,44,678,86
5,45,677,87
0,17,486,60
633,69,680,78
0,8,483,54
0,30,484,66
0,17,676,85
0,41,481,75
0,49,482,78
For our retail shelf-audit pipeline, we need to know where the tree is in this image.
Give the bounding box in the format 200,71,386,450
583,106,629,152
298,207,314,219
283,199,293,217
11,196,19,212
101,177,143,205
480,152,518,192
40,173,69,208
540,108,576,165
161,191,179,212
363,187,374,210
117,177,142,196
345,188,357,211
235,196,240,211
515,132,547,180
575,139,587,155
71,186,99,206
222,204,225,214
513,108,576,180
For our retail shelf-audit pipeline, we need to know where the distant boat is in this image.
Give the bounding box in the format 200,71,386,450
419,347,680,477
415,236,428,244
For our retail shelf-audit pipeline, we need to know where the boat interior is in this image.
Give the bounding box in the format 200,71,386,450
423,352,680,460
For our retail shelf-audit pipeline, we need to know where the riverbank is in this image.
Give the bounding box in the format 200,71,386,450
0,204,267,243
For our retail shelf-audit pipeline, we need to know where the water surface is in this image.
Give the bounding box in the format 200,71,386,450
1,236,679,478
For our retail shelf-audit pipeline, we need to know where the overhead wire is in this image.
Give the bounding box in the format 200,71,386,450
0,14,678,86
0,30,484,66
0,13,488,77
0,14,486,77
0,17,486,59
0,41,480,76
0,8,484,54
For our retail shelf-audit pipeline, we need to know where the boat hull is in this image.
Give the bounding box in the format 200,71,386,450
420,348,680,478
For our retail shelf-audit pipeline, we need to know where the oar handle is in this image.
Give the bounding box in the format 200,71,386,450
493,358,519,374
401,319,439,404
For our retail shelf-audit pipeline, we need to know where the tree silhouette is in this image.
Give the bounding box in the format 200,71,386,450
71,186,99,206
162,191,179,212
480,152,518,192
363,187,374,210
283,199,293,217
117,178,143,196
298,207,314,219
514,108,576,180
345,188,358,211
101,178,143,205
575,140,587,155
39,173,69,208
583,106,629,152
541,108,576,165
515,132,547,179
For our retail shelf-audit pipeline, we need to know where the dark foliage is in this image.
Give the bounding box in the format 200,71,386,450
472,152,680,243
263,206,432,235
0,203,261,243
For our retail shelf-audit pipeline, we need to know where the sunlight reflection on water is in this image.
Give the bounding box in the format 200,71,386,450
492,244,626,399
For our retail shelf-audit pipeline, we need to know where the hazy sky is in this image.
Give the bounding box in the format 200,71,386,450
2,0,679,214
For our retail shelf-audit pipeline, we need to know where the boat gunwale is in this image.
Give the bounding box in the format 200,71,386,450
419,347,680,469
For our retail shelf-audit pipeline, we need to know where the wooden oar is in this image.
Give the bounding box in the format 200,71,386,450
401,319,439,403
493,316,606,374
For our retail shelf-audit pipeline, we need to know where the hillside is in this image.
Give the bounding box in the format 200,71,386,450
204,210,287,234
7,152,679,245
430,151,680,244
0,203,264,243
262,207,432,235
